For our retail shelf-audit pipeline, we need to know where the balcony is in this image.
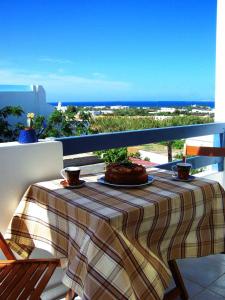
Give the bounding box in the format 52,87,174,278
1,122,225,299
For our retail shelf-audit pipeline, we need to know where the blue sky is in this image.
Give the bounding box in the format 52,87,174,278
0,0,217,102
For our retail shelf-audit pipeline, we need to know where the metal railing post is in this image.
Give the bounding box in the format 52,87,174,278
218,128,225,171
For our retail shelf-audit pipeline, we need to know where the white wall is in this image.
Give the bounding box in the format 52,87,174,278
0,141,66,299
0,141,63,234
215,0,225,122
139,150,168,164
0,85,54,124
186,135,214,147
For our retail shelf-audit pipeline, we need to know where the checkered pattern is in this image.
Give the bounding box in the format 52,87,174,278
6,170,225,300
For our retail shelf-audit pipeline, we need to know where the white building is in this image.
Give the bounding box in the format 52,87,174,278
152,115,173,120
57,101,67,113
0,84,54,124
191,108,211,114
158,107,176,113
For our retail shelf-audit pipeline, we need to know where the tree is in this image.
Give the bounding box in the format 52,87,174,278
43,108,92,138
0,106,24,142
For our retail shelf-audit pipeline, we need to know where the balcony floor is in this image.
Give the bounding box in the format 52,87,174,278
166,254,225,299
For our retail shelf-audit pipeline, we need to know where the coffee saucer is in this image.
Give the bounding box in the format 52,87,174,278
172,175,195,182
60,179,86,189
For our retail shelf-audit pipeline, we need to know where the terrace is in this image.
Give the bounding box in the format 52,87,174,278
1,124,225,300
1,1,225,299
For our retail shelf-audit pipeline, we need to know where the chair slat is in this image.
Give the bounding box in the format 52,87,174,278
0,265,6,275
0,264,14,284
0,232,60,299
0,264,21,294
30,262,58,299
0,265,16,297
18,263,48,300
1,263,31,299
9,262,40,299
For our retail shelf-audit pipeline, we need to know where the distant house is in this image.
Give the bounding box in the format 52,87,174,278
159,107,176,113
191,108,211,114
152,115,173,120
88,110,113,116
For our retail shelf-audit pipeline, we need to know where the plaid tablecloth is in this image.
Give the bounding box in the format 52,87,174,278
5,170,225,300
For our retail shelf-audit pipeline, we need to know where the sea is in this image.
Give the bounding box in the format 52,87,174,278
0,86,214,108
49,100,215,108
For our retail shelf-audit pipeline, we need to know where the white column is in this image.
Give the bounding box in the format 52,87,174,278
215,0,225,122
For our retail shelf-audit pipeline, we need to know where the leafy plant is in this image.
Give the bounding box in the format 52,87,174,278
0,106,24,142
172,139,185,149
174,152,184,160
191,167,205,175
43,108,92,138
129,151,141,158
95,147,129,163
0,105,93,141
32,115,46,137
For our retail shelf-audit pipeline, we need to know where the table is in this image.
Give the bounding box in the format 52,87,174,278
5,169,225,300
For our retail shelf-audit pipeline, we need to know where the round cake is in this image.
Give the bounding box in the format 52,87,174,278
105,162,148,185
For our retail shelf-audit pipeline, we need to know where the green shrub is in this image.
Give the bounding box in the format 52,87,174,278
40,108,92,138
174,152,184,160
95,147,129,163
129,151,141,158
144,157,150,161
0,106,24,142
172,140,185,149
91,115,213,133
191,167,205,175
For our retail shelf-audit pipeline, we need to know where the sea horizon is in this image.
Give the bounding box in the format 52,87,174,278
48,100,215,108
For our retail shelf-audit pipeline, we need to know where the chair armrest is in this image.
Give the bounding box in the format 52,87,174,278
0,232,16,260
0,258,60,265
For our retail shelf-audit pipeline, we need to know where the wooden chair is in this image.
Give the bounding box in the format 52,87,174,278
0,232,60,299
186,145,225,157
1,232,182,300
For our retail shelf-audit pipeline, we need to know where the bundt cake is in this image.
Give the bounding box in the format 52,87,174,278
105,162,148,185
